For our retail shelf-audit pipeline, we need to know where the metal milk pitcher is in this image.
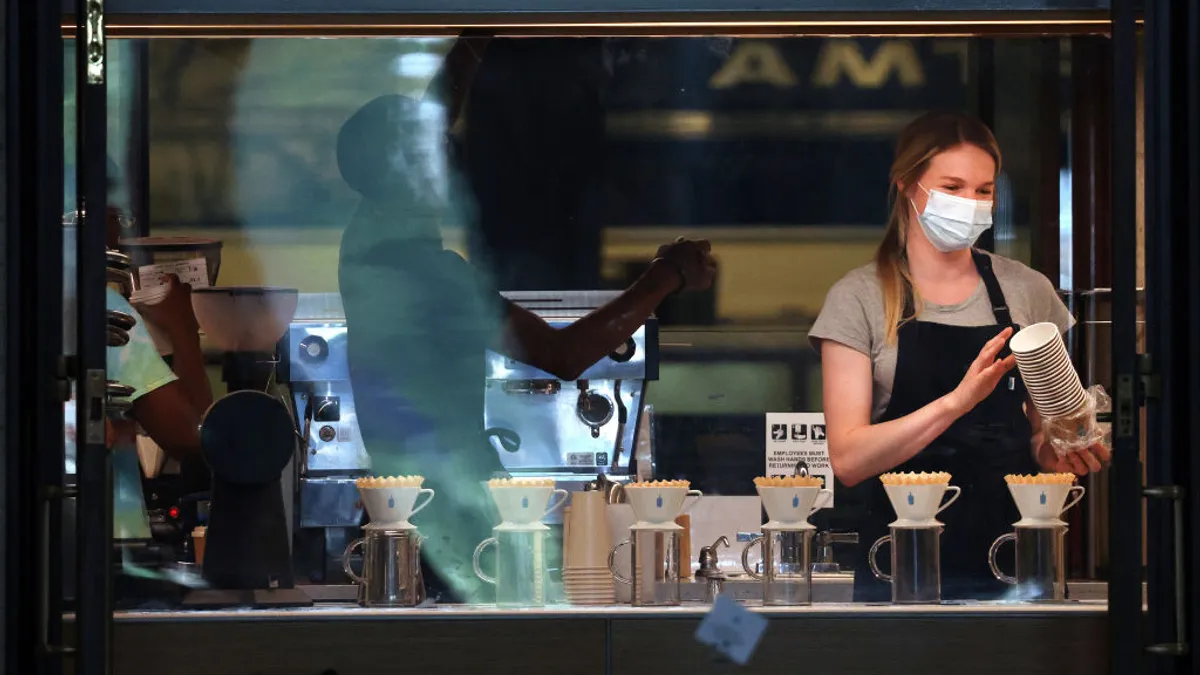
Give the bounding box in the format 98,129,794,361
343,527,426,607
742,526,815,606
989,524,1068,601
473,525,549,607
869,525,943,604
607,525,683,607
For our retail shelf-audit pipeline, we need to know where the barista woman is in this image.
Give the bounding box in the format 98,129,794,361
809,111,1110,601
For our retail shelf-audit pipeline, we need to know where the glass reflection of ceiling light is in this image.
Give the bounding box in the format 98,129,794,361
392,52,443,79
394,37,452,48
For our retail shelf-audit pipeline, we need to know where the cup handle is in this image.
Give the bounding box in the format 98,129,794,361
542,489,569,519
473,537,498,585
868,535,892,582
809,489,834,515
988,532,1017,585
341,538,366,584
740,536,764,581
1061,485,1086,515
936,486,962,515
409,488,436,519
680,489,704,515
607,539,632,585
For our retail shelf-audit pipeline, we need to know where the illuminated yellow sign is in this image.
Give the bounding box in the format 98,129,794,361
710,39,969,91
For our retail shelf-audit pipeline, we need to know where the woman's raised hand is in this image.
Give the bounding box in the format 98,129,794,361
944,327,1017,417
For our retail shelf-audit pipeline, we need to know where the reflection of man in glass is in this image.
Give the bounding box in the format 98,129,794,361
337,94,715,602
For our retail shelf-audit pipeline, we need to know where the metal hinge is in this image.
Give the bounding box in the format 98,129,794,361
54,355,75,403
84,0,105,85
1138,352,1162,402
1115,373,1136,439
83,369,106,445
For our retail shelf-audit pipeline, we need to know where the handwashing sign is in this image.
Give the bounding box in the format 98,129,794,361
765,412,834,506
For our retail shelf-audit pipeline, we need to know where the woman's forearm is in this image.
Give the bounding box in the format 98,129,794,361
831,394,966,486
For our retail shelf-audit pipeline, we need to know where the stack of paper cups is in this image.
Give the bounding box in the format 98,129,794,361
128,285,172,355
562,491,615,605
1010,322,1088,418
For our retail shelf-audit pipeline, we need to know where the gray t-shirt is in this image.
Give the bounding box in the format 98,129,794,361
809,252,1075,422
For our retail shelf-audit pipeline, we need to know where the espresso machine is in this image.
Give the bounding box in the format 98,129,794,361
278,293,371,583
483,291,660,506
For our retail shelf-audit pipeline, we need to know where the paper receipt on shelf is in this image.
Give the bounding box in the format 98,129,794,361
137,258,210,289
694,595,768,666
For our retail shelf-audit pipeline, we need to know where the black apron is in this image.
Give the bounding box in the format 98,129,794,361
852,250,1038,602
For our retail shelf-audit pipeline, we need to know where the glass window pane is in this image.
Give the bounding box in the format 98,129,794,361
100,33,1119,613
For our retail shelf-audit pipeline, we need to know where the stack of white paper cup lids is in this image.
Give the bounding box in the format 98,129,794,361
1010,322,1088,418
128,285,172,355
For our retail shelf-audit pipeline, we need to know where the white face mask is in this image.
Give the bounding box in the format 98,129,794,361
910,184,993,252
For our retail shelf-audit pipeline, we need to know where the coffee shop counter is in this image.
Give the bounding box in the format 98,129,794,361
70,599,1111,675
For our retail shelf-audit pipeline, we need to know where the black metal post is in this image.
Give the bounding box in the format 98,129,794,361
1143,0,1199,671
1108,0,1144,670
74,0,113,673
6,0,67,672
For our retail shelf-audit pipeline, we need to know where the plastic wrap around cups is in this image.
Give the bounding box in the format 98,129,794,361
488,485,568,526
358,485,435,528
624,487,703,525
756,485,832,526
1008,482,1085,526
883,483,961,526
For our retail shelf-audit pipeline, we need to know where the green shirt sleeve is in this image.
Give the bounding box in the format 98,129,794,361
106,288,177,401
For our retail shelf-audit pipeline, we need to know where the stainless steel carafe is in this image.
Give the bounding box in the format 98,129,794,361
988,524,1068,601
869,525,943,604
342,526,426,607
608,524,683,607
474,524,549,607
742,525,815,605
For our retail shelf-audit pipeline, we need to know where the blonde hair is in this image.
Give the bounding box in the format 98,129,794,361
876,111,1002,344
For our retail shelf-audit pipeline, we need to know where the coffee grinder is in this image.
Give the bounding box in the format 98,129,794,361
183,286,311,608
988,476,1086,602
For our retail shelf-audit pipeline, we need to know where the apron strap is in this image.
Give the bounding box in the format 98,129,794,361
970,250,1014,326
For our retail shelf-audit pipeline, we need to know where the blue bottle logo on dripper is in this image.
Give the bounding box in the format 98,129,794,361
907,493,915,506
792,495,800,508
656,495,663,508
1039,492,1047,505
522,496,529,509
387,497,395,509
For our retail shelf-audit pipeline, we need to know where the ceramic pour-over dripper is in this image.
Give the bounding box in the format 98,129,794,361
1005,474,1085,526
880,473,961,526
356,477,435,529
623,481,703,525
756,485,831,528
488,479,568,526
